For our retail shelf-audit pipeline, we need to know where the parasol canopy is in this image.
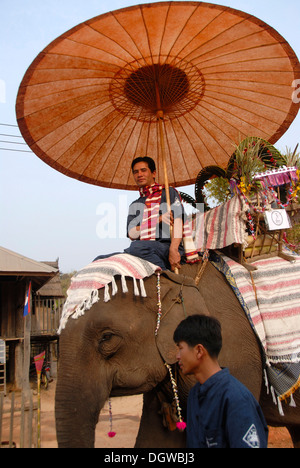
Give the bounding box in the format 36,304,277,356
16,1,300,190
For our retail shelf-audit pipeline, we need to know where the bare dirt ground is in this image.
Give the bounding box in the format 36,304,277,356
1,380,294,448
40,381,144,448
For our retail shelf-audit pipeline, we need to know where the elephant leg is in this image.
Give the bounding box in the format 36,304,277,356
135,389,186,448
286,425,300,448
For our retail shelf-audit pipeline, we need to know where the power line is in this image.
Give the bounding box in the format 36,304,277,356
0,147,32,153
0,123,32,153
0,133,23,138
0,140,27,145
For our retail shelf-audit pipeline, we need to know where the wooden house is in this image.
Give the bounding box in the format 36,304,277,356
0,246,64,392
32,260,65,337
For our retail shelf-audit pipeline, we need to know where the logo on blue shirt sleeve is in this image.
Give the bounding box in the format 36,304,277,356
242,424,260,448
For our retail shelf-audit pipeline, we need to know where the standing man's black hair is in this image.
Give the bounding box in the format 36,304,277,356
173,314,222,359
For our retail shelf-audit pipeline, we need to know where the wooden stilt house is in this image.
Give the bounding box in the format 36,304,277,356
0,246,63,391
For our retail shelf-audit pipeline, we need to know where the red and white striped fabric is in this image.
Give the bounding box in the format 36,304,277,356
222,254,300,364
58,254,160,333
140,185,163,241
195,195,248,252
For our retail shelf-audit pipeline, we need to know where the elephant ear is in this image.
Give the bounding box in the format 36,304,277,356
156,271,210,364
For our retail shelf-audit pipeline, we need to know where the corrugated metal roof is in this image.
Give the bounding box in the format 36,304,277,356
0,246,58,275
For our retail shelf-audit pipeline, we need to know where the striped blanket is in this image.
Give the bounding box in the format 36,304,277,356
211,252,300,403
195,195,248,251
58,254,160,333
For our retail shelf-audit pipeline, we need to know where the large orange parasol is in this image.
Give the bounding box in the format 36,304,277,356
16,2,300,191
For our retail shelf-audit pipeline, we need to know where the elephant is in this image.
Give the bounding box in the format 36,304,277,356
55,260,300,448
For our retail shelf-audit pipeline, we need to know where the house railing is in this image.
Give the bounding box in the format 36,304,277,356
31,297,65,336
0,340,6,395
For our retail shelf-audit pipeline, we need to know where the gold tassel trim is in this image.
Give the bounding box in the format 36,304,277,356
279,375,300,403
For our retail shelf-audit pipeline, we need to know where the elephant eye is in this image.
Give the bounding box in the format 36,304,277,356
99,332,113,343
98,332,122,359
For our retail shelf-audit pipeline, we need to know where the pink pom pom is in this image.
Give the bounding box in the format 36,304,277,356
108,431,116,438
176,421,187,431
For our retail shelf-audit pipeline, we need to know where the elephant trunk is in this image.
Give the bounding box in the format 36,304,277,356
55,338,112,448
55,388,100,448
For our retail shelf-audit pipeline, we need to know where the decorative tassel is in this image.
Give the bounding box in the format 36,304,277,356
139,279,147,297
270,386,277,405
277,397,284,416
104,284,110,302
176,421,187,431
107,398,116,438
165,363,186,432
289,393,296,407
121,275,128,293
90,289,99,306
111,277,118,296
277,376,300,404
263,369,269,394
133,277,139,296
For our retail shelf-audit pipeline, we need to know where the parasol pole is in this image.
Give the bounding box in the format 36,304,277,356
155,83,171,211
157,112,171,209
155,83,179,274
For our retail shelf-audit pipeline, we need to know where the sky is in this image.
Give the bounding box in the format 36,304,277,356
1,0,300,272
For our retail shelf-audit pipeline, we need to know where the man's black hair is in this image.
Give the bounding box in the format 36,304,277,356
131,156,156,173
173,314,222,359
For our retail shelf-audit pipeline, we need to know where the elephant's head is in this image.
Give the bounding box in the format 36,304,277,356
55,271,209,448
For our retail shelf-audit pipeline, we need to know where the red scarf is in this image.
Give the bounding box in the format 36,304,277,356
139,184,200,264
139,183,164,198
140,184,164,240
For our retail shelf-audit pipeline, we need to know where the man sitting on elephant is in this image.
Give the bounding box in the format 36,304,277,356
125,156,199,271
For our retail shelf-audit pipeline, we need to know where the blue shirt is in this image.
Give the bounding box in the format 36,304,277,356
187,368,268,448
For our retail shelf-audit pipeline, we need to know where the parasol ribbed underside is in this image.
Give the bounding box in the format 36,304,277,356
111,60,205,121
16,1,300,189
